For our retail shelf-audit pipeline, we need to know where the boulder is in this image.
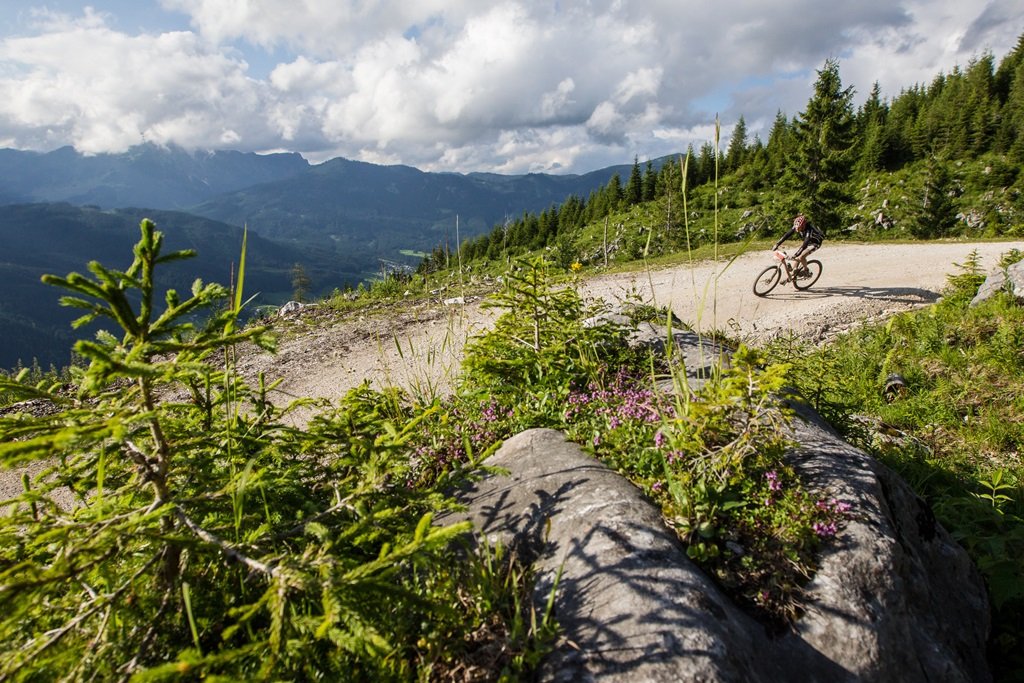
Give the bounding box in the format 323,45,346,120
449,419,989,680
581,315,726,391
278,300,306,316
628,323,729,391
971,260,1024,306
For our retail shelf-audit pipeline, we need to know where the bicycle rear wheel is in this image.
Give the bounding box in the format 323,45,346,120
793,260,822,290
753,265,781,296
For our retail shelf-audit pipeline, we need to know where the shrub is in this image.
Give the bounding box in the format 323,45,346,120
0,220,550,681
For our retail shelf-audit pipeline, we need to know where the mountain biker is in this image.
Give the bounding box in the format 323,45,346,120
772,214,823,276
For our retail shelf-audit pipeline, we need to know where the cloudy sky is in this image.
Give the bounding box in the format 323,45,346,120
0,1,1020,175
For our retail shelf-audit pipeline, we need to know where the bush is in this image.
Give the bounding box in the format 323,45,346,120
0,220,551,681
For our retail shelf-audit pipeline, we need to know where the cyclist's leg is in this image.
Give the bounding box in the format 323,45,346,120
796,243,819,271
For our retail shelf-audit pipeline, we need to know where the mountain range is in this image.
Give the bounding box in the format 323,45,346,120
0,144,643,369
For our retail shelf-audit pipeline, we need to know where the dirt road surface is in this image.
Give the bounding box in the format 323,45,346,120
240,240,1023,407
3,240,1022,503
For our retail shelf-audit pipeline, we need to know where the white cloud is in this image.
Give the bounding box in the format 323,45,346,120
539,78,576,119
0,1,1019,172
0,9,276,153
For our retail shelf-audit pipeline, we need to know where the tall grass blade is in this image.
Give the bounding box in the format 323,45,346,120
234,225,248,316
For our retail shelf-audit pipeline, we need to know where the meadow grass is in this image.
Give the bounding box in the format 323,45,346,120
764,251,1024,679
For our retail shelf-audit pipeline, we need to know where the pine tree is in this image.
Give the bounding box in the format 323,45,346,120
855,82,888,174
996,60,1024,160
744,135,768,190
764,110,792,181
912,155,958,238
697,142,717,185
963,54,998,155
560,195,586,230
642,160,657,201
884,84,924,167
625,156,643,205
658,157,679,200
290,262,312,302
725,115,748,173
994,33,1024,103
683,144,699,190
605,173,624,211
786,58,856,231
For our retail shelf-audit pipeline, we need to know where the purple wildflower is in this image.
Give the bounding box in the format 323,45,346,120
812,521,838,538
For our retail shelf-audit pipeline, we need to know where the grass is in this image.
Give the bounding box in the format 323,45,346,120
0,221,559,681
764,250,1024,680
235,169,1024,676
395,256,855,629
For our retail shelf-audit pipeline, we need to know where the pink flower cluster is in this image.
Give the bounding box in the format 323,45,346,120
563,370,668,426
812,498,853,539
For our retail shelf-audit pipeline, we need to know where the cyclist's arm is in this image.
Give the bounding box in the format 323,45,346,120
793,230,813,257
772,227,795,250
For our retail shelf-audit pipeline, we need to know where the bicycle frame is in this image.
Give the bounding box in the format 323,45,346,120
752,250,823,296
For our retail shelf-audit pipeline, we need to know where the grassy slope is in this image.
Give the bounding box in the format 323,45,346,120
764,256,1024,680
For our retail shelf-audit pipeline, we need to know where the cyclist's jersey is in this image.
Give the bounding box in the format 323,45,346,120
776,222,824,254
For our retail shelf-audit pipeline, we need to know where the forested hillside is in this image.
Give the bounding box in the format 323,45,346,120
431,36,1024,273
0,204,341,369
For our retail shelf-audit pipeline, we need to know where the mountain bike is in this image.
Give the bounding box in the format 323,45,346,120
752,250,822,296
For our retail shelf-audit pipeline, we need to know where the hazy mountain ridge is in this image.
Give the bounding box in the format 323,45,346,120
0,144,650,369
0,145,310,209
0,144,639,274
188,156,639,254
0,203,348,369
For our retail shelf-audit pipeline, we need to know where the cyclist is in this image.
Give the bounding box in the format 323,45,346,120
772,213,823,277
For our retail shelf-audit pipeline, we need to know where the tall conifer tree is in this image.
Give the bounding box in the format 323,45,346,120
626,156,644,205
912,155,958,238
786,58,856,231
856,82,888,174
725,116,748,173
764,110,792,181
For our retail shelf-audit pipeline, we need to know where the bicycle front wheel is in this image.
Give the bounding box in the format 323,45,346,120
753,265,781,296
793,260,823,290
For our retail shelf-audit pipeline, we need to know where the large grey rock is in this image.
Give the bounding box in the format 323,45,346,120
582,312,729,390
971,260,1024,306
628,322,730,391
450,422,989,682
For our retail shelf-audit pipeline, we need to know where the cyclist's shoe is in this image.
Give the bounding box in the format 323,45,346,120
795,266,810,277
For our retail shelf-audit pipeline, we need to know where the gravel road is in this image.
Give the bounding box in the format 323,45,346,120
3,240,1022,503
242,240,1023,407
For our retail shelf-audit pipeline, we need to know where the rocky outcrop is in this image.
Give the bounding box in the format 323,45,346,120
446,324,991,682
584,313,729,391
452,424,988,682
971,260,1024,306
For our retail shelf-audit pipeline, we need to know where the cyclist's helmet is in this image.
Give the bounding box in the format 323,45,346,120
792,214,807,230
